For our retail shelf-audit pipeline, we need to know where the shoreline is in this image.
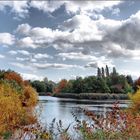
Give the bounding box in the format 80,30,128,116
39,93,129,100
53,93,129,100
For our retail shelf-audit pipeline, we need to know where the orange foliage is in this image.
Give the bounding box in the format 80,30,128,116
0,73,38,137
24,80,30,86
4,72,23,86
22,85,38,107
54,79,68,93
0,82,25,133
54,87,60,94
59,79,68,89
136,77,140,86
78,102,140,140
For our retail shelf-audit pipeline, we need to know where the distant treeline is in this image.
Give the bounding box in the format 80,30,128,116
1,67,139,95
30,65,140,94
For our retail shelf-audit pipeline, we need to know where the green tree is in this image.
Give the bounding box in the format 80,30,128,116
97,67,101,78
31,80,46,92
101,67,105,78
96,78,110,93
43,77,55,93
83,76,97,93
126,75,133,86
105,65,110,77
0,70,5,79
112,67,117,77
109,74,130,93
72,77,84,93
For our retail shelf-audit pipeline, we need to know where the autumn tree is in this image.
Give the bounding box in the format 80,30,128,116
130,87,140,112
136,77,140,86
54,79,68,93
4,71,23,86
133,77,140,92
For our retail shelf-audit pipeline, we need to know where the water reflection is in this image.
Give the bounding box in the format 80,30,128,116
38,96,130,127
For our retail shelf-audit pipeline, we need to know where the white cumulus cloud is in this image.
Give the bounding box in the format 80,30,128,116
0,33,15,45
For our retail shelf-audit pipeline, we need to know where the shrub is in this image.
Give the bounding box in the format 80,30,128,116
22,85,38,107
0,78,38,138
0,82,25,134
4,71,24,87
129,87,140,112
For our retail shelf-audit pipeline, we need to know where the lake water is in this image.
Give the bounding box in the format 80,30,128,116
37,96,130,129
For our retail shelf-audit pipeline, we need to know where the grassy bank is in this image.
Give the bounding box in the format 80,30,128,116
53,93,129,100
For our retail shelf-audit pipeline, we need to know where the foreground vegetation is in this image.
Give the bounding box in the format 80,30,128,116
0,69,140,139
0,70,38,139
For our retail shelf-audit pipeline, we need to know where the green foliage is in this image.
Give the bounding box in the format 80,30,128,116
31,80,47,92
0,70,5,79
97,67,102,78
105,65,110,77
55,66,132,94
96,78,111,93
31,80,55,93
83,76,97,93
2,131,12,140
2,66,132,95
126,75,133,86
101,67,105,78
72,77,84,93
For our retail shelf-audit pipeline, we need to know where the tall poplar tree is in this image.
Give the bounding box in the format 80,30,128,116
105,65,110,77
101,67,105,78
97,67,101,78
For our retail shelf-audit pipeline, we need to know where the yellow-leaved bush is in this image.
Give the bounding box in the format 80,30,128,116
0,79,38,135
129,87,140,112
22,85,38,107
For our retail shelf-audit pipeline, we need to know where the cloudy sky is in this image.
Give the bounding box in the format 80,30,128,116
0,1,140,81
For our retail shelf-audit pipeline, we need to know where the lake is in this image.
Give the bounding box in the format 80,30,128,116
37,96,130,129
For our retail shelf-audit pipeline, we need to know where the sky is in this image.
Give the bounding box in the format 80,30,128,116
0,0,140,81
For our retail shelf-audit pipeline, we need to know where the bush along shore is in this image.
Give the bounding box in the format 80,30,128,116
53,93,129,100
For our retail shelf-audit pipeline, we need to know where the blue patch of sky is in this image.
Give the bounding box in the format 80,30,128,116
0,8,19,32
21,5,71,29
102,1,140,20
0,4,71,33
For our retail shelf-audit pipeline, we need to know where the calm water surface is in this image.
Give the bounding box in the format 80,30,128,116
37,96,130,128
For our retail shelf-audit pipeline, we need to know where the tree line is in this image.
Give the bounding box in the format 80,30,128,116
30,65,139,94
53,66,133,94
1,67,139,94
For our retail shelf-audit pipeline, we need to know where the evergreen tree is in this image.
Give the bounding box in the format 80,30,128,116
105,65,109,77
97,67,101,78
112,67,117,76
101,67,105,78
43,77,48,83
126,75,133,86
